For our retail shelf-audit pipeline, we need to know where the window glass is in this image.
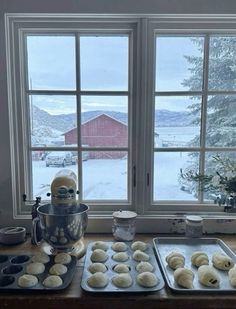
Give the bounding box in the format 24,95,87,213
206,95,236,147
81,96,128,147
80,36,129,91
153,152,199,201
31,151,78,199
29,95,77,147
82,151,128,200
155,36,204,91
155,96,201,148
27,36,76,90
209,36,236,90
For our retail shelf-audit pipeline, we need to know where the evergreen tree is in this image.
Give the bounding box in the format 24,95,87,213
181,37,236,199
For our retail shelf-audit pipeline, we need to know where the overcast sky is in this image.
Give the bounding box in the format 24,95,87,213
27,35,203,114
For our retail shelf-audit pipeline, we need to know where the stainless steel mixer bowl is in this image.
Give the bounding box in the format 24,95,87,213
37,203,89,251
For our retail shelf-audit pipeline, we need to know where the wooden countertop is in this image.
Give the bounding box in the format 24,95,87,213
1,234,236,309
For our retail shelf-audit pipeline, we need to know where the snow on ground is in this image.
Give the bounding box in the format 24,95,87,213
32,154,194,201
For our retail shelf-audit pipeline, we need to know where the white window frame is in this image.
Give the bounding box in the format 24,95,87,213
5,14,236,233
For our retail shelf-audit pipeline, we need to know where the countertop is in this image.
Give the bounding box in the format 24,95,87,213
1,234,236,309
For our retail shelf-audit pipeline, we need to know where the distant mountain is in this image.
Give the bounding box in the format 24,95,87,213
32,105,195,134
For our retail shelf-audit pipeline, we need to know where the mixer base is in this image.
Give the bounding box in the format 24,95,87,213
41,238,86,259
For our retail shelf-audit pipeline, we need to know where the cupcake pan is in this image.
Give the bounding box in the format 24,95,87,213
0,254,76,291
81,241,165,292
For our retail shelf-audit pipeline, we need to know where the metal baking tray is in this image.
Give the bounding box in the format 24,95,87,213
0,254,76,291
81,241,165,292
153,237,236,293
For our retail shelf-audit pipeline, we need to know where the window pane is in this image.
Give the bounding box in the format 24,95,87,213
31,151,78,199
155,36,204,91
29,95,77,147
81,96,128,147
209,36,236,90
80,36,129,91
153,152,199,201
204,152,236,202
82,151,128,200
27,36,76,90
155,96,201,147
206,95,236,147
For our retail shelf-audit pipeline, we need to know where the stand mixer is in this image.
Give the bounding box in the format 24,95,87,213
32,170,89,256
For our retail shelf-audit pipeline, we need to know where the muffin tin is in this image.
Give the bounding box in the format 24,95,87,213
0,253,76,290
81,241,165,292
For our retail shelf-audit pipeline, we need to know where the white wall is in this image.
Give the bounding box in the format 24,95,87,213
1,0,236,232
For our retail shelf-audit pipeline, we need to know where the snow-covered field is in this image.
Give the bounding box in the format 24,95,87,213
32,153,195,201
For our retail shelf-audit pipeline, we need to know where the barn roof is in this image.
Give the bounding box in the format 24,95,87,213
63,113,127,135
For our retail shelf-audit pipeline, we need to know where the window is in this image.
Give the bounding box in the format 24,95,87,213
5,15,236,223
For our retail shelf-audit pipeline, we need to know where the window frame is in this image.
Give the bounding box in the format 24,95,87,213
5,14,236,230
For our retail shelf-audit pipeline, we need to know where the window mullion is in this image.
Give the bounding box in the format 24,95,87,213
75,33,83,201
199,34,210,203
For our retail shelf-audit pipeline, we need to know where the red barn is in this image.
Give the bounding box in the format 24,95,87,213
64,113,128,159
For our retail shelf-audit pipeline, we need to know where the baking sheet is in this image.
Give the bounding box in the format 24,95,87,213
153,237,236,293
81,241,165,292
0,254,76,291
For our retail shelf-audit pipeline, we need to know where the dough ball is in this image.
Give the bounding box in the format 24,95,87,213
26,262,45,275
54,253,72,265
137,272,159,288
112,252,129,262
191,251,209,268
113,264,130,273
87,272,109,288
212,252,234,270
91,241,109,251
131,241,147,251
49,263,68,276
43,275,63,288
174,268,194,289
133,250,149,262
112,273,132,288
165,252,185,270
229,266,236,287
31,252,50,264
91,249,108,263
198,265,220,288
18,274,38,288
112,242,128,252
136,261,154,273
89,263,107,274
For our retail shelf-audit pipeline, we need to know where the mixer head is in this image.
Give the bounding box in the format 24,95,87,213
50,169,78,208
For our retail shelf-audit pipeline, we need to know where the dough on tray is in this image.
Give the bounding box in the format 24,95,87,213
54,252,72,265
113,264,130,273
111,242,128,252
87,272,109,288
165,252,185,270
136,261,154,273
26,262,45,275
191,251,209,268
131,241,147,251
136,271,159,288
49,263,68,275
174,267,194,289
31,252,50,264
43,275,63,288
18,274,38,288
228,266,236,287
132,250,149,262
212,252,234,270
198,265,220,288
89,263,107,274
112,273,133,288
91,241,109,251
91,249,108,263
112,252,129,262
